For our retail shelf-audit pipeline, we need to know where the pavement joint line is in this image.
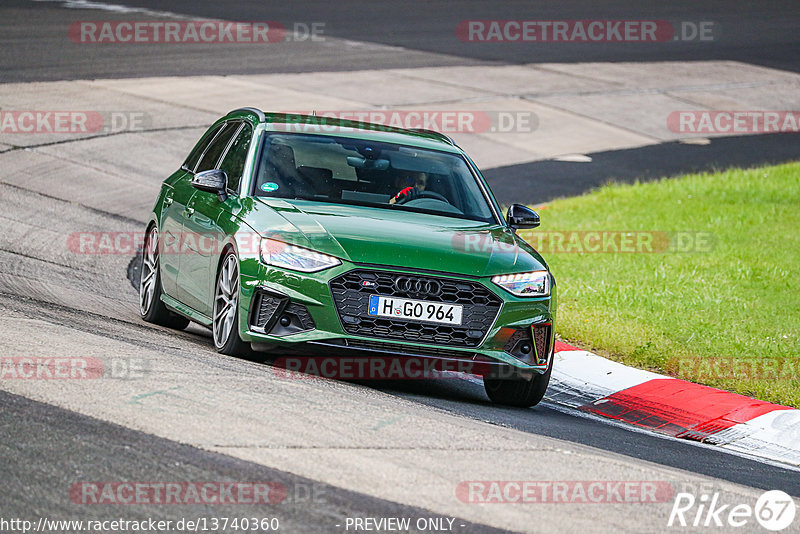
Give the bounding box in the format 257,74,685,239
0,291,174,339
376,94,510,107
522,95,665,143
524,80,784,100
207,445,554,451
76,79,232,115
0,124,209,154
0,181,146,225
470,130,543,154
24,148,146,184
32,0,209,21
128,386,183,404
0,247,101,276
395,67,783,101
323,34,487,64
0,211,86,235
6,301,238,363
209,74,366,100
107,73,356,114
660,92,720,109
523,63,626,86
247,84,506,108
383,70,504,97
335,39,434,55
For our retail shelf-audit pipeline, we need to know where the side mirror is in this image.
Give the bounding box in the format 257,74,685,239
191,169,228,201
506,204,540,229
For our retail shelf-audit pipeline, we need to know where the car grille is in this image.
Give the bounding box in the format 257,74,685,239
329,269,502,347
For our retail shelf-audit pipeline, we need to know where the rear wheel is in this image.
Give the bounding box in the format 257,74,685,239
483,363,552,407
139,226,190,330
212,251,250,355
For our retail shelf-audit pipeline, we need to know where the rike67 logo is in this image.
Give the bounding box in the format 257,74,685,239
669,489,796,531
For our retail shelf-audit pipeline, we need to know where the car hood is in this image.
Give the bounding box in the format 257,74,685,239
243,198,547,277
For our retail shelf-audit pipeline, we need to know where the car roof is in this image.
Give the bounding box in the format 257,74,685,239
224,107,463,154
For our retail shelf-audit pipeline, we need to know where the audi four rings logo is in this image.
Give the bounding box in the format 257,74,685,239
394,277,442,295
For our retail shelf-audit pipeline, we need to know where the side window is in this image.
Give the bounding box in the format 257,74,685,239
218,124,253,193
195,122,239,173
183,123,223,172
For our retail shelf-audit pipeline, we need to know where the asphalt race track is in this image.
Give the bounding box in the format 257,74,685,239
3,0,800,81
1,1,800,533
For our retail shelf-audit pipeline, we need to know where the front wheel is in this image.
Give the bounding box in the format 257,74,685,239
212,251,250,355
483,363,552,407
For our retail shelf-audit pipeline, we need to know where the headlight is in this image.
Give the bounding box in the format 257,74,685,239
492,271,550,297
259,238,341,273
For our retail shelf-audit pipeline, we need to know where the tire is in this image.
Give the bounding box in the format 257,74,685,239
212,251,250,355
139,226,190,330
483,362,552,407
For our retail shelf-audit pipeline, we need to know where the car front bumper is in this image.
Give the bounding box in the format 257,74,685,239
236,257,556,376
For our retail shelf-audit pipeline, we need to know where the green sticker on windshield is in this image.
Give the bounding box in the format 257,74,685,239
261,182,279,192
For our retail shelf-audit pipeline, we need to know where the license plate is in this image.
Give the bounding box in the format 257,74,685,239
367,295,463,325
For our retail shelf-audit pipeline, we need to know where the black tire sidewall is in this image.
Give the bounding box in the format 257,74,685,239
484,362,552,407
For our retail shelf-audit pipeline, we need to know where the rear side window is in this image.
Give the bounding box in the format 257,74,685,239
183,123,223,172
218,124,253,193
196,122,240,173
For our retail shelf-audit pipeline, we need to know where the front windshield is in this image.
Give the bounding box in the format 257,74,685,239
251,133,497,223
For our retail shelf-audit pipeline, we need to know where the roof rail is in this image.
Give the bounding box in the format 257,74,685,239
407,128,456,146
227,107,265,121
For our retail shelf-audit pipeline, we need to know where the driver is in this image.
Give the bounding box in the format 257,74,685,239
389,172,428,204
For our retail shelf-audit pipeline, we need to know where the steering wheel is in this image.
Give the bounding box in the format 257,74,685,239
397,190,450,204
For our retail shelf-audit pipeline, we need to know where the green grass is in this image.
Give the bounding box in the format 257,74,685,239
518,162,800,407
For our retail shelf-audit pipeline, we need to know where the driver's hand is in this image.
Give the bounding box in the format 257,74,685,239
391,186,418,204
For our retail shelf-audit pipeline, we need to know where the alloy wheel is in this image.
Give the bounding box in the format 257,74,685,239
213,254,239,348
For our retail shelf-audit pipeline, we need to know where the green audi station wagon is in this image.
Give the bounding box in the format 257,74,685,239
140,108,556,406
